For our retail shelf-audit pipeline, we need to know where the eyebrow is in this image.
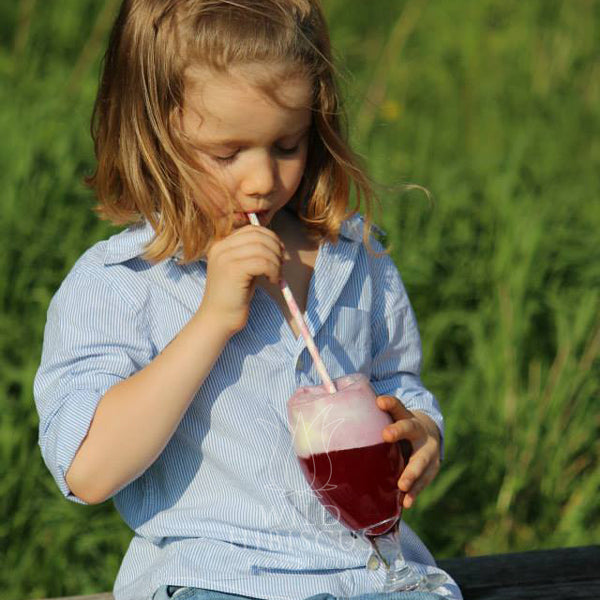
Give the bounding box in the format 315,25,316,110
199,125,311,148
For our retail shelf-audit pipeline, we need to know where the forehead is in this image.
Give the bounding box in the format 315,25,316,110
182,63,313,138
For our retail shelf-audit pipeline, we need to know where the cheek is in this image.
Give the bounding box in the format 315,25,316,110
281,154,308,193
193,165,237,214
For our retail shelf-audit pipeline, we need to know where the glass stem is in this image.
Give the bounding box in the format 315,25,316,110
367,522,424,592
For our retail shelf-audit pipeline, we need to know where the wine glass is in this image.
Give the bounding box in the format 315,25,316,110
287,373,446,592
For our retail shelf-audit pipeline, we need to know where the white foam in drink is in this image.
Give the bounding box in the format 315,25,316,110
287,373,392,458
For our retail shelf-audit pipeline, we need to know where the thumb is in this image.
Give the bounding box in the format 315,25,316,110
376,395,413,422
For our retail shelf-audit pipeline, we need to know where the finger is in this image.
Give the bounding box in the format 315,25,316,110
382,417,423,444
209,227,283,258
217,229,284,258
213,239,284,273
376,395,413,423
402,460,440,509
398,441,440,492
403,492,416,509
398,447,433,492
208,241,283,286
230,225,285,250
234,255,282,284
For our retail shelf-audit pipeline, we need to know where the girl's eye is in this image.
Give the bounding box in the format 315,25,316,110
276,144,300,156
212,151,239,164
209,143,301,163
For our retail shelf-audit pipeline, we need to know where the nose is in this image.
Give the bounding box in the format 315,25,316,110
240,150,275,198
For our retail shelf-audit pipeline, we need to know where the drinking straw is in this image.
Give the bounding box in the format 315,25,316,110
248,212,336,394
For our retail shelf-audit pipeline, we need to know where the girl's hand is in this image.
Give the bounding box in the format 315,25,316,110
201,224,284,335
376,395,441,509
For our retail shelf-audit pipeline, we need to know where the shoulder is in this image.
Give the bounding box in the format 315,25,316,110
340,215,412,318
53,221,159,314
340,214,398,277
339,213,386,248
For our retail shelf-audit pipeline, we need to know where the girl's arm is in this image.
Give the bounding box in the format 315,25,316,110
365,235,444,509
64,305,231,504
368,248,445,447
58,225,283,504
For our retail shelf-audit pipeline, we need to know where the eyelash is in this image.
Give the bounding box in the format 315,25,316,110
213,153,237,165
277,144,300,156
212,144,301,164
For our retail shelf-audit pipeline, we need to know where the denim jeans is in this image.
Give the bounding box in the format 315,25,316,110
152,586,446,600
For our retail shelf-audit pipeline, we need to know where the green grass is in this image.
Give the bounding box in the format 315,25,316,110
1,0,599,597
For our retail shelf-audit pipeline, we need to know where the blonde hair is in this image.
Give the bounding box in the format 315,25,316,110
87,0,376,263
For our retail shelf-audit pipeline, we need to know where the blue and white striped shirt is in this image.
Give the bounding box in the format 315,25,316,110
34,215,461,600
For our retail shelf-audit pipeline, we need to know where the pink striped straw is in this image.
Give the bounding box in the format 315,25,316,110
248,213,336,394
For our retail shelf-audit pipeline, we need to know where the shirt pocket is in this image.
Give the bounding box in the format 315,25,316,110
319,306,372,378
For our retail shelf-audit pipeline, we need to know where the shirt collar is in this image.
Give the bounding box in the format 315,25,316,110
338,214,361,243
103,213,372,266
339,213,382,243
103,220,156,265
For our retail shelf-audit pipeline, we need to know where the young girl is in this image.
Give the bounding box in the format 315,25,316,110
34,1,461,599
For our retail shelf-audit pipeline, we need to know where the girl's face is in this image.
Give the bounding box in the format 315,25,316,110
180,63,313,228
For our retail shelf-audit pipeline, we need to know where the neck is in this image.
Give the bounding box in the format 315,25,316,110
272,206,318,249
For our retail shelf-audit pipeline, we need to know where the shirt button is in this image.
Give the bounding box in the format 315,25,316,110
367,554,381,570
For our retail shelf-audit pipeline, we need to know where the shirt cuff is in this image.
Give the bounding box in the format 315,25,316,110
39,387,108,505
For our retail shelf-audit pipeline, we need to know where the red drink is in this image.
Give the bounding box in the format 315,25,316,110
288,375,407,536
299,441,403,535
288,375,445,592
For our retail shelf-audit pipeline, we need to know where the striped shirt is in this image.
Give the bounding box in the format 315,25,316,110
34,215,461,600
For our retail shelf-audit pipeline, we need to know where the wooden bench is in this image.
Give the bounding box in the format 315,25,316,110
37,545,600,600
437,545,600,599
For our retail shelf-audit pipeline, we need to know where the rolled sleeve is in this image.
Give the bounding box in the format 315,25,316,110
369,251,445,458
34,271,152,503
